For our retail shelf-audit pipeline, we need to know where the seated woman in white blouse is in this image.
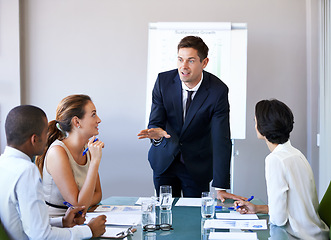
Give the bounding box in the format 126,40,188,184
235,99,329,240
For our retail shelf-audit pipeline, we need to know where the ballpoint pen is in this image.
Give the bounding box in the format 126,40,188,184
215,205,236,210
82,138,98,156
63,201,83,215
247,196,254,202
116,226,135,237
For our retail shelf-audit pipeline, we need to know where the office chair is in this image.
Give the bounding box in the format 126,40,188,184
318,181,331,238
0,220,9,240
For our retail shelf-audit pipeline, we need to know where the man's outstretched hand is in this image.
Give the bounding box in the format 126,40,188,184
216,190,247,202
137,128,171,140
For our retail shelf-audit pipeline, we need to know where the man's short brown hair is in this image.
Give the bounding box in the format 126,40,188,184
178,36,209,62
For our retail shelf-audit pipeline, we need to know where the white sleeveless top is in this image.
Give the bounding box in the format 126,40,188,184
42,139,90,217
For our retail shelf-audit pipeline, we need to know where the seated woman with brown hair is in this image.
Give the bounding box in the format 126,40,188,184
36,94,104,217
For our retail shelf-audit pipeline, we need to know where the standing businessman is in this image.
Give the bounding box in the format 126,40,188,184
138,36,245,201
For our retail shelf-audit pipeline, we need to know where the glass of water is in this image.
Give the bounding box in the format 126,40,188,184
201,192,215,218
159,209,172,226
141,200,156,228
160,185,172,210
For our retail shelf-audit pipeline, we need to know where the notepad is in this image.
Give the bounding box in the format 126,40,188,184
100,226,136,239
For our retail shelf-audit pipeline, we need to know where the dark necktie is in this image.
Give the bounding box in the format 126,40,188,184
180,90,194,164
186,90,194,114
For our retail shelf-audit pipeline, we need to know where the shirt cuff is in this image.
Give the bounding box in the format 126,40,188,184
215,188,226,191
151,137,163,146
72,225,93,239
49,217,63,227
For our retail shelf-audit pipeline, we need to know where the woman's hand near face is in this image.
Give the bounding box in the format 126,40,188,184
88,137,104,166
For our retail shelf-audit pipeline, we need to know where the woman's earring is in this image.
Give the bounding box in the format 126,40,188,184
78,125,80,128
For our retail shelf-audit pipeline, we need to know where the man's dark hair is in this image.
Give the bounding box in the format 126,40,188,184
178,36,209,62
5,105,47,146
255,99,294,144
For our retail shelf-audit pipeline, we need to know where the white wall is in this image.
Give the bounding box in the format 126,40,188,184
0,0,21,150
1,0,323,202
319,0,331,199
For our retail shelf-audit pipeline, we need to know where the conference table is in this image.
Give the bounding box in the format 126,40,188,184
95,196,290,240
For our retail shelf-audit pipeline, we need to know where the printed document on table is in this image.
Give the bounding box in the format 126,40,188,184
135,197,176,206
94,205,141,212
204,219,267,230
135,197,159,205
175,198,201,207
209,232,258,240
216,212,258,220
85,212,141,226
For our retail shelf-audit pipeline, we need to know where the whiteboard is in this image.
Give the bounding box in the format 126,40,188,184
146,22,247,139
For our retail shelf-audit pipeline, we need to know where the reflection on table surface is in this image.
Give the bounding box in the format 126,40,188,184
94,196,296,240
268,224,299,240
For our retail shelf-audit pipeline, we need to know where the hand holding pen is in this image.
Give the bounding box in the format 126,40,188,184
62,202,86,227
63,201,84,215
83,137,99,156
234,196,256,214
83,137,105,162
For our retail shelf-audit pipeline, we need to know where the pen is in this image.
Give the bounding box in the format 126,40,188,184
247,195,254,202
63,201,83,215
82,138,98,156
215,205,236,211
116,226,134,237
236,195,254,209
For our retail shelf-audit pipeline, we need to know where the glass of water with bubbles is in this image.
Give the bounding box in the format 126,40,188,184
160,185,172,210
201,192,215,218
141,200,156,228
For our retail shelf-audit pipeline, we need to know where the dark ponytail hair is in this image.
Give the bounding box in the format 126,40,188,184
35,94,92,176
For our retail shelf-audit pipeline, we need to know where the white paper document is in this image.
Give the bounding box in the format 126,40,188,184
135,197,176,206
135,197,157,205
204,219,267,230
85,212,141,226
216,212,259,220
94,205,141,212
175,197,201,207
209,232,258,240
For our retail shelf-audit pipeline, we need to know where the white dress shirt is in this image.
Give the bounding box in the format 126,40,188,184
181,75,202,119
0,146,92,240
265,141,329,239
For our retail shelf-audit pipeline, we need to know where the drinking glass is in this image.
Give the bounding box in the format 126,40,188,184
159,209,172,226
160,185,172,210
141,200,156,228
143,232,156,240
201,192,215,218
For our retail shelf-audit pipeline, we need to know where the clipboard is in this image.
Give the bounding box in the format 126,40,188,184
100,226,136,239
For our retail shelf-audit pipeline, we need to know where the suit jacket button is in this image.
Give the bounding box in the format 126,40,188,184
179,143,182,146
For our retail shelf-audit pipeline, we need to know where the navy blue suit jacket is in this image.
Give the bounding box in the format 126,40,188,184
148,69,232,189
